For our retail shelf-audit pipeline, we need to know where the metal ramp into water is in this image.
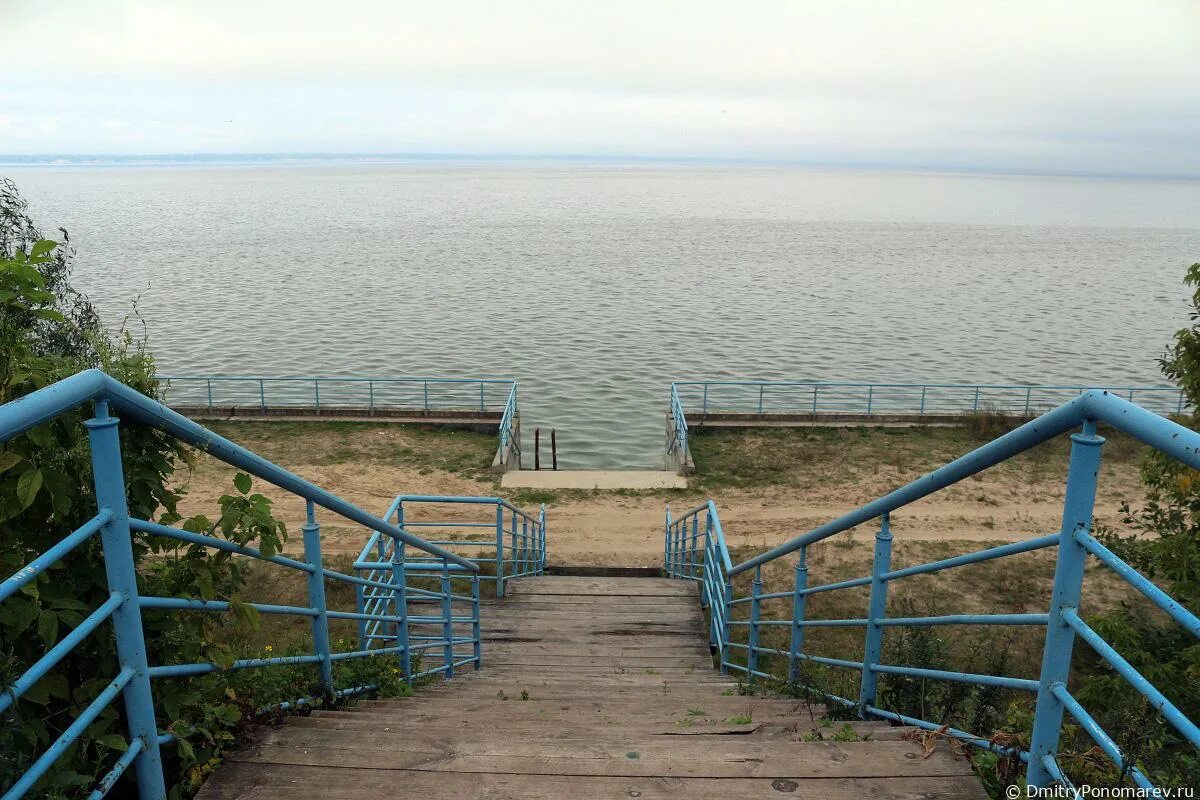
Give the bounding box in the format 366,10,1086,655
198,575,982,799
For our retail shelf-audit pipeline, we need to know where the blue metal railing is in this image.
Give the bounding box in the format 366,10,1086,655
157,374,517,414
0,369,497,800
356,496,547,601
669,379,1187,460
497,383,521,467
664,390,1200,794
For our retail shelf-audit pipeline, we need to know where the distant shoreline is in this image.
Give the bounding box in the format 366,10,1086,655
2,153,1198,182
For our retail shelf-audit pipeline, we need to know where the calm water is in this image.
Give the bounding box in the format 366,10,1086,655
9,162,1200,467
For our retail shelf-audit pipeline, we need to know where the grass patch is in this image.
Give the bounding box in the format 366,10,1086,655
203,420,497,480
688,423,1146,493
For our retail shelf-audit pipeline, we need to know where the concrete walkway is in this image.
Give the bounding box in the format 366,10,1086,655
500,470,686,490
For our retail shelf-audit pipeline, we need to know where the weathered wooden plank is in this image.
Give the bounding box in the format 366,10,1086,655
198,763,988,800
229,738,975,779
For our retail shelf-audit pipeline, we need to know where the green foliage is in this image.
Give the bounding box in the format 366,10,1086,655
1077,262,1200,789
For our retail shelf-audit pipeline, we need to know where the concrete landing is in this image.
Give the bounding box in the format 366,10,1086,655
500,469,686,490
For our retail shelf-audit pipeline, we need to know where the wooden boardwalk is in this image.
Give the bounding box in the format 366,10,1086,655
199,576,985,799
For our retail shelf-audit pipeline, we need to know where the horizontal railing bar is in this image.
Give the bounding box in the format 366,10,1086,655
1075,529,1200,639
148,654,323,679
2,666,135,800
1064,609,1200,748
871,664,1038,692
395,495,542,521
794,652,866,671
728,619,792,627
403,522,497,528
328,646,404,662
131,518,315,573
864,705,1029,762
0,592,123,715
672,380,1180,391
800,575,873,597
878,613,1049,627
729,591,793,605
87,734,144,800
326,610,403,623
0,510,112,603
159,374,515,385
1051,683,1154,790
881,534,1061,582
139,596,318,617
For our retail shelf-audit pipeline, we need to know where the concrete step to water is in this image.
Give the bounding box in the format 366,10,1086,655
500,469,686,489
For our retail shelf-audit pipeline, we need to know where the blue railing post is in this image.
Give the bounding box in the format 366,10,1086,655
702,383,709,414
494,503,506,598
259,378,266,410
664,505,672,576
1027,422,1105,787
389,538,411,682
1024,386,1033,416
521,516,529,577
441,561,455,679
858,512,893,715
354,583,367,649
919,386,927,415
758,384,764,413
206,378,213,410
479,381,485,412
471,573,481,669
313,379,320,410
812,385,819,413
720,576,733,674
510,511,519,577
866,385,874,414
699,520,711,610
84,400,167,799
540,506,547,571
368,380,374,412
788,546,809,683
302,501,334,696
973,385,981,412
423,380,430,410
747,566,763,680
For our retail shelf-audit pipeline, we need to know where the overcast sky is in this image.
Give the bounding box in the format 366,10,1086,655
2,1,1198,175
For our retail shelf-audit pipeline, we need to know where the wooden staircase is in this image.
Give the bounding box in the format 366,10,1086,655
198,576,985,798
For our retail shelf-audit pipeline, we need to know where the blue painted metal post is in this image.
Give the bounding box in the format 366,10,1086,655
812,385,819,413
702,383,709,414
858,513,893,715
471,574,482,669
539,506,547,572
1024,386,1033,416
423,380,430,410
368,381,374,412
747,566,763,680
389,538,412,682
664,506,671,576
479,381,485,412
699,519,711,610
919,386,927,415
1027,422,1104,787
866,385,874,414
441,561,455,679
788,546,809,683
259,379,266,410
521,516,529,577
510,511,519,578
720,576,733,673
354,583,367,649
689,515,700,579
85,401,167,798
758,384,764,413
302,501,334,696
206,378,213,410
494,503,506,598
973,386,981,412
314,379,320,410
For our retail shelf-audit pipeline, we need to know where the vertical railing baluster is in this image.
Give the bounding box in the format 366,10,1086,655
510,511,519,578
702,383,709,414
368,380,374,413
747,566,763,680
521,516,529,577
354,583,366,650
1024,386,1033,416
812,385,819,413
664,506,672,576
389,538,411,682
1027,421,1104,787
85,400,167,797
314,379,320,411
423,380,430,411
441,561,455,679
858,513,892,714
540,506,547,572
259,378,266,410
699,520,711,610
494,503,506,597
302,501,334,696
789,546,809,683
758,384,764,413
471,573,482,669
479,381,485,412
718,573,733,673
973,385,980,412
206,378,213,410
919,386,927,415
866,385,874,415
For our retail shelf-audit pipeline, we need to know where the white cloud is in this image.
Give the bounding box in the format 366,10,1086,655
1,0,1198,174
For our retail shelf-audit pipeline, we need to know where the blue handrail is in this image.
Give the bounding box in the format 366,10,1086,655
0,369,491,799
668,379,1187,460
664,390,1200,793
157,374,516,414
355,495,547,601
